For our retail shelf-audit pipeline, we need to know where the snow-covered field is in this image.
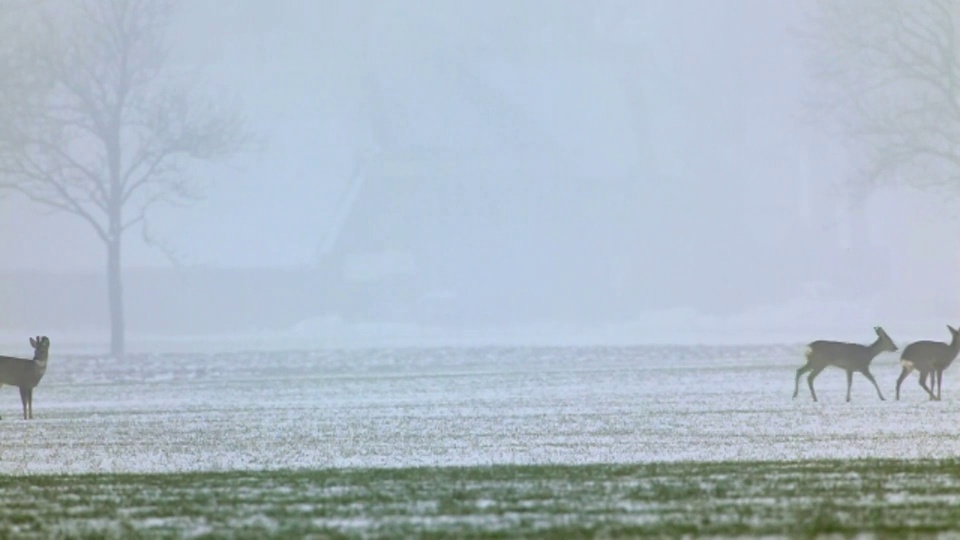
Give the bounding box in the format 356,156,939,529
1,344,957,475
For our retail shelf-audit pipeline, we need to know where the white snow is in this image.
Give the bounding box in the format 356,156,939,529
0,344,955,475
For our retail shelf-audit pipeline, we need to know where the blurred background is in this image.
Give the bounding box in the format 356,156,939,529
0,0,957,351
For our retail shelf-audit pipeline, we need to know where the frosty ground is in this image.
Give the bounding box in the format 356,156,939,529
5,344,959,473
3,345,960,537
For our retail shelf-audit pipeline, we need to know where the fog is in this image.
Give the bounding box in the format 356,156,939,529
1,0,958,348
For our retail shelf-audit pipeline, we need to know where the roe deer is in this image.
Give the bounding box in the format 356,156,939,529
0,336,50,419
793,326,897,402
895,325,960,401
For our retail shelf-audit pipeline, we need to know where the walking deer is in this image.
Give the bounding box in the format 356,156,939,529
793,326,897,402
0,336,50,419
895,325,960,401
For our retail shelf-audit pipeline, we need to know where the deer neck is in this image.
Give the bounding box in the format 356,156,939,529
32,349,48,367
949,335,960,360
866,337,887,360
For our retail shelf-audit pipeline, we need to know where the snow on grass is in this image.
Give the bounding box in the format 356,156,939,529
4,461,960,537
0,345,957,474
2,344,959,536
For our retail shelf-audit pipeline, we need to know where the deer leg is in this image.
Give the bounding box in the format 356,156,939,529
794,364,811,399
896,366,912,400
807,367,825,402
936,369,944,401
919,371,936,400
861,369,885,401
26,388,33,419
18,387,28,420
845,370,854,402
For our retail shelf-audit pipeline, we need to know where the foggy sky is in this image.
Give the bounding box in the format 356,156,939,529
1,0,958,330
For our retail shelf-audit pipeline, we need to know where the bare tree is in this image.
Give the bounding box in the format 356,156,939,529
802,0,960,192
0,0,248,357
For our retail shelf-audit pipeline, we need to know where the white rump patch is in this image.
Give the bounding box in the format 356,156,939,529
900,359,915,371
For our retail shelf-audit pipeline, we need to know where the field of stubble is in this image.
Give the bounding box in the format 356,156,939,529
3,345,960,537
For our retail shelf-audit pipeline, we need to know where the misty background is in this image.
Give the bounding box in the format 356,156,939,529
1,0,957,350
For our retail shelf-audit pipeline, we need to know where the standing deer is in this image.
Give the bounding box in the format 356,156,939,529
793,326,897,402
895,325,960,401
0,336,50,419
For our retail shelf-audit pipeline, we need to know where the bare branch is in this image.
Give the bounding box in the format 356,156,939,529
121,189,166,231
0,0,248,248
0,176,109,242
0,0,249,357
802,0,960,192
140,213,189,266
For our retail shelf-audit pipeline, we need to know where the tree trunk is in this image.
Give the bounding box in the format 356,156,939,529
107,236,125,358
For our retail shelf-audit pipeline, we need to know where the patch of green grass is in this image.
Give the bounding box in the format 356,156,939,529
3,459,960,537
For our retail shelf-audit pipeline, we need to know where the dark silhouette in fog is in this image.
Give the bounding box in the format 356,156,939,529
794,326,896,402
896,325,960,401
0,336,50,420
0,1,248,356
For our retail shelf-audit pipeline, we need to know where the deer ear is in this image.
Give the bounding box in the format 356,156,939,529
950,325,958,334
41,336,49,346
29,337,36,348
